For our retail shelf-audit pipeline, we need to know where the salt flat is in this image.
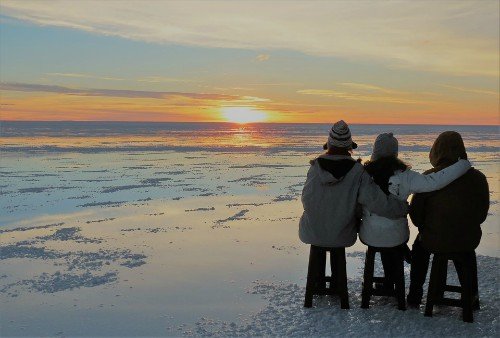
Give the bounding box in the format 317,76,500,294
1,122,498,336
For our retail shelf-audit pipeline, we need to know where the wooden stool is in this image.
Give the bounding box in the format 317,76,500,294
425,251,479,323
361,246,406,311
304,245,349,309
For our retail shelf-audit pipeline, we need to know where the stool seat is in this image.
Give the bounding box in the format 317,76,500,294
304,245,349,309
424,251,479,323
361,246,406,311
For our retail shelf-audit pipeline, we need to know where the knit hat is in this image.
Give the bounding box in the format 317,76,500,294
370,132,398,161
326,120,357,150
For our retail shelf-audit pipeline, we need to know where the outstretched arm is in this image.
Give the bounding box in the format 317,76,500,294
389,159,471,198
358,171,408,219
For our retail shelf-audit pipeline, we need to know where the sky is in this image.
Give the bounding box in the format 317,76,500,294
0,0,498,124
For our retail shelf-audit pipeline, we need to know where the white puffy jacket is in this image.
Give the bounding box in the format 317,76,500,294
359,159,471,247
299,154,408,247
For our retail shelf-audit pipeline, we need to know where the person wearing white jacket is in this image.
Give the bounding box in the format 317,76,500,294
358,133,472,248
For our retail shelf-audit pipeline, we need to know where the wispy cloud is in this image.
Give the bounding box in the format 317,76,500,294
46,73,124,81
440,84,499,96
297,88,425,104
136,76,199,83
0,82,240,101
1,0,498,76
338,83,394,93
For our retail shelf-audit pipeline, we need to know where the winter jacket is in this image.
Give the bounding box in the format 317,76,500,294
359,159,471,247
409,131,490,253
299,154,408,247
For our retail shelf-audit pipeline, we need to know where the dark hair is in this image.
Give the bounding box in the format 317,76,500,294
326,146,351,156
364,156,410,195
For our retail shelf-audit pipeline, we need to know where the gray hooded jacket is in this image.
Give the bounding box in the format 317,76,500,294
299,154,408,247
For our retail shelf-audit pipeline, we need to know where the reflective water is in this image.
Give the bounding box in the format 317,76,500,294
0,122,498,335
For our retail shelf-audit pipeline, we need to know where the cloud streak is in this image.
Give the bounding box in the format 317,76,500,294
46,73,125,81
0,82,242,101
1,0,498,77
297,85,427,105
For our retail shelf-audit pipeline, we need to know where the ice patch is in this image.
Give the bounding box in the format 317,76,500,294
213,210,249,228
185,207,215,212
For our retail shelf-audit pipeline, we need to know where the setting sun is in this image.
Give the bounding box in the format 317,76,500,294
221,106,268,123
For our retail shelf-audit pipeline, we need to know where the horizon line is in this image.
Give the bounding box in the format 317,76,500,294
1,120,499,127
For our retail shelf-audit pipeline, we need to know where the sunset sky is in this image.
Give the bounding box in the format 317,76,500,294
0,0,498,124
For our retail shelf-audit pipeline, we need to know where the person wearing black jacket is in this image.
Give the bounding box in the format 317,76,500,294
407,131,490,306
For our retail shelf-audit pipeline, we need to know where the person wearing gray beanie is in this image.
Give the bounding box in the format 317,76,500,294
371,132,398,161
358,132,472,295
322,120,358,151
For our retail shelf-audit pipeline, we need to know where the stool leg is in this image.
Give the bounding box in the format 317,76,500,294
304,245,316,308
436,259,448,304
471,252,480,310
394,252,406,311
319,248,327,291
334,248,349,309
455,257,474,323
425,255,441,317
329,250,337,292
361,248,375,309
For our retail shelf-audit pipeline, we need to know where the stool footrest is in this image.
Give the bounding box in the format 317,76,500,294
439,297,462,307
444,285,461,293
372,277,385,283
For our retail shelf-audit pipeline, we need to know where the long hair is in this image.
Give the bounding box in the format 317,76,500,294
364,156,410,195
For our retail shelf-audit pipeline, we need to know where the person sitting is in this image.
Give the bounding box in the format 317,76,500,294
299,121,408,249
358,132,471,291
407,131,489,306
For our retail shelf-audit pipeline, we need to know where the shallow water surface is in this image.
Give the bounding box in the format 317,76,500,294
0,122,498,336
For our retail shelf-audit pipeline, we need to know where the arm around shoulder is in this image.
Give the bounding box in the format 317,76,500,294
358,171,408,219
403,159,471,195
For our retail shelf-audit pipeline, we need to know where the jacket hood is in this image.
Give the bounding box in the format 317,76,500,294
429,131,467,168
312,154,355,185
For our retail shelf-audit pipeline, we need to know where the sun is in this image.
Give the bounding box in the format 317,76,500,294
221,106,268,123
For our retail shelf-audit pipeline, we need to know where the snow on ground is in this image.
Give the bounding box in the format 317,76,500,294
192,254,499,337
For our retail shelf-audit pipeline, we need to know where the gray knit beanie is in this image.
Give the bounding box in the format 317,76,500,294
370,132,398,161
327,120,358,149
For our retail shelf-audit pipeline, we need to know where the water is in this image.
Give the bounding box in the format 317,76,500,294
0,121,498,336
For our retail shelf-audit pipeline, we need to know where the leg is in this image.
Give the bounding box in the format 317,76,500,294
361,247,375,309
408,237,431,305
380,250,395,292
392,250,406,311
